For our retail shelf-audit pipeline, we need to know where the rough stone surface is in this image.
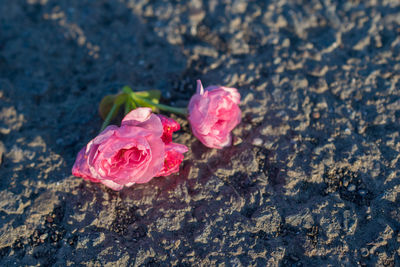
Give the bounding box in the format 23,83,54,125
0,0,399,266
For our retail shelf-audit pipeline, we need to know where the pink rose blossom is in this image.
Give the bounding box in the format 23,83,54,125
156,115,188,177
188,80,241,149
72,108,187,190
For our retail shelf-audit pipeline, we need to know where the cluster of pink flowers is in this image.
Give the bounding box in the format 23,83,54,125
72,80,241,190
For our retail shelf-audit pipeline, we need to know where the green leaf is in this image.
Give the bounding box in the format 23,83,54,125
122,86,133,94
128,98,137,110
99,94,116,120
133,97,159,112
114,93,128,106
124,97,138,115
98,93,128,120
135,89,162,103
122,86,159,111
124,101,130,115
98,93,129,133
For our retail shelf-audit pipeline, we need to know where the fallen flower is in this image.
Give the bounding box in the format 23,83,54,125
72,108,187,190
188,80,241,149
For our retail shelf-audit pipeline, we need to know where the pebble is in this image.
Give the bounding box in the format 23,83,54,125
233,136,243,146
0,141,5,165
347,184,356,192
8,145,24,163
360,247,369,257
252,138,263,146
358,189,367,196
40,233,48,241
189,9,205,24
312,112,320,119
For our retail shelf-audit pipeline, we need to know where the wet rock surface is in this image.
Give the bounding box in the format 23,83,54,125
0,0,399,265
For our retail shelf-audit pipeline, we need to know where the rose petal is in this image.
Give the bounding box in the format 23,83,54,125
206,86,241,104
158,114,180,143
121,107,152,125
72,146,100,182
156,143,188,177
100,179,124,191
122,108,163,137
133,134,165,183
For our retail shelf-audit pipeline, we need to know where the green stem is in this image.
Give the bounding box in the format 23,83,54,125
100,103,118,132
130,96,139,109
130,92,188,116
124,101,130,115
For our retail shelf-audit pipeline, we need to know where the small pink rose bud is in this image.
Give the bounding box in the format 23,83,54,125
188,80,241,149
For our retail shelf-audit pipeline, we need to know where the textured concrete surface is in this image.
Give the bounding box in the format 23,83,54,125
0,0,400,266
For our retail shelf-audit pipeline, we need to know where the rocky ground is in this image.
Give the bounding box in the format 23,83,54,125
0,0,400,266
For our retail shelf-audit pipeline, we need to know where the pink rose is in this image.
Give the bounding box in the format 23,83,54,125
188,80,241,149
72,108,187,190
156,115,188,177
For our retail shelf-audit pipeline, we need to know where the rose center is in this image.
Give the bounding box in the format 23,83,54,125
211,119,227,134
107,147,148,172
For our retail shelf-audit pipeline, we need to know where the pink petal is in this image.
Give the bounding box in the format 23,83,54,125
133,134,165,183
156,143,188,177
157,114,180,143
121,107,152,125
206,86,241,104
72,146,100,182
196,80,205,95
167,142,189,154
122,108,164,137
100,179,124,191
90,125,118,147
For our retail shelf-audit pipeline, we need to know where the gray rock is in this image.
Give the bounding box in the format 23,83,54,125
0,141,4,165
